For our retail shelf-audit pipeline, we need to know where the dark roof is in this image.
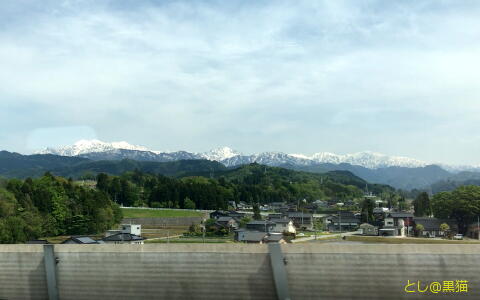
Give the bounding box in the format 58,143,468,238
331,216,360,223
271,219,291,224
268,213,284,218
62,236,98,244
413,218,457,231
243,232,267,242
338,211,356,217
287,212,313,218
102,233,145,242
247,220,275,226
217,216,236,222
387,212,414,218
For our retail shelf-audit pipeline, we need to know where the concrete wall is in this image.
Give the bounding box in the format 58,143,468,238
1,244,480,299
122,216,206,227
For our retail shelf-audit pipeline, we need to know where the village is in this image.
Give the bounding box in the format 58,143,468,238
28,193,480,245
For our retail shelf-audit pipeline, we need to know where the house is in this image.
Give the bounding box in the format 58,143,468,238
101,224,145,244
267,213,284,220
210,210,229,219
102,232,145,244
227,211,246,222
381,212,414,237
215,216,239,231
413,217,458,238
271,218,296,235
121,224,142,236
287,212,314,230
237,202,253,210
62,236,99,244
325,212,360,232
313,200,328,208
270,202,287,211
246,220,275,232
359,223,378,236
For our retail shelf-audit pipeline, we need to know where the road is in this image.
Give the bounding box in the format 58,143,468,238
292,231,358,243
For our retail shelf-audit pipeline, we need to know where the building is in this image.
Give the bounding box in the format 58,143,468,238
325,212,360,232
267,213,284,220
210,210,229,219
359,223,378,236
382,212,414,237
287,212,314,231
121,224,142,236
102,233,145,244
101,224,145,244
271,219,296,235
246,220,275,232
215,217,239,231
62,236,99,244
413,218,458,238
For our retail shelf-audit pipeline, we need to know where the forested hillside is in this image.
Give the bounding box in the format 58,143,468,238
0,173,122,243
94,163,395,209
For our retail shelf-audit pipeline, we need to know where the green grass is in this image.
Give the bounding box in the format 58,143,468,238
121,208,204,218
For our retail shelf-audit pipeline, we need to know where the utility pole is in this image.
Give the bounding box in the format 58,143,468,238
477,215,479,240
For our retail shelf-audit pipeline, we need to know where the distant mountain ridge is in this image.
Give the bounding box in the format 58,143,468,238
36,139,433,169
3,149,480,191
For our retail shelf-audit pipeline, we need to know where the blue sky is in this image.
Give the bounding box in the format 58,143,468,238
1,0,480,165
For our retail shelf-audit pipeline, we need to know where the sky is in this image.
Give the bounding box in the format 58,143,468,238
1,0,480,165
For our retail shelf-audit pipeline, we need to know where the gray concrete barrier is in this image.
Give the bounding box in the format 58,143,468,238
1,244,479,300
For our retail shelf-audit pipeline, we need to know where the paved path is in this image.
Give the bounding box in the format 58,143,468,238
292,231,357,243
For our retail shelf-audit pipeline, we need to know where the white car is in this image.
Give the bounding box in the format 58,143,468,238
453,234,463,240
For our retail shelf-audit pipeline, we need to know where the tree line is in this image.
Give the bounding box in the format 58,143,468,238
0,173,122,243
94,164,374,210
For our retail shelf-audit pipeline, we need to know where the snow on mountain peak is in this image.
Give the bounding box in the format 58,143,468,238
201,147,241,161
36,140,431,169
36,139,155,156
307,151,427,169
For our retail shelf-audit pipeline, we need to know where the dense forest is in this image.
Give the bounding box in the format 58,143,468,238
95,163,395,209
0,173,122,243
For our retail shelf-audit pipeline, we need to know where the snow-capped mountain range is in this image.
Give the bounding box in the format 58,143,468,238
35,139,440,170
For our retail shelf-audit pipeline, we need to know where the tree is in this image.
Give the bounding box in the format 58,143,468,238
432,186,480,234
413,192,432,217
440,223,450,236
184,197,196,209
239,216,252,228
360,198,374,224
252,203,261,220
415,224,424,237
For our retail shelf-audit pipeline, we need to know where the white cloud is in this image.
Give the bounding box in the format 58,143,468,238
1,0,480,164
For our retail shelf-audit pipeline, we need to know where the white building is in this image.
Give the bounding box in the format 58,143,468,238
271,219,296,235
102,224,144,244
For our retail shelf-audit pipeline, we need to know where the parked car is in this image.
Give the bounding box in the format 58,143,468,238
453,234,463,240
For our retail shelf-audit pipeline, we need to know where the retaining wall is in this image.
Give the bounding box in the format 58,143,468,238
1,244,479,299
